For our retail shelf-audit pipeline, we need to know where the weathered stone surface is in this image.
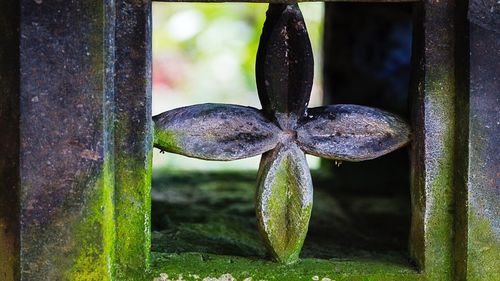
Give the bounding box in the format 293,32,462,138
256,3,314,129
461,13,500,280
0,1,20,280
469,0,500,33
297,104,411,161
154,103,282,161
0,1,153,279
256,143,313,264
150,171,416,280
114,0,153,278
409,0,456,279
15,1,116,280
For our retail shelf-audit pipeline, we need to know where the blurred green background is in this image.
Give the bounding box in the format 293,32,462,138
152,3,324,171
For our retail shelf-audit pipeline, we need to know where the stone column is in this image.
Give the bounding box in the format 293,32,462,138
0,1,152,280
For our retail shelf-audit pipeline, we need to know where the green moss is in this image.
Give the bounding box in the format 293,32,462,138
154,124,181,153
151,171,415,280
151,171,265,259
65,151,153,281
264,155,312,264
66,158,115,281
467,210,500,281
148,252,421,281
424,160,454,280
115,150,153,280
422,73,455,281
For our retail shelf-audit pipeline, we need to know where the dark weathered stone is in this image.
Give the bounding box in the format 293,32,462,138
409,0,456,279
0,1,20,280
297,105,411,161
468,0,500,33
459,7,500,279
0,1,153,279
15,1,116,279
256,3,313,129
256,143,313,264
154,104,282,161
114,0,153,278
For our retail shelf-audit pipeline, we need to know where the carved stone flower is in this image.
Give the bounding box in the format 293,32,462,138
153,4,411,264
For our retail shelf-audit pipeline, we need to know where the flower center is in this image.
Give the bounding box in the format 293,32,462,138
281,129,297,144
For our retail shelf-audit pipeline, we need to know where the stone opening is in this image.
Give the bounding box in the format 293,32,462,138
150,1,414,267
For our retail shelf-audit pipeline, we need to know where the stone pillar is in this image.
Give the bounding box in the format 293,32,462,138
114,0,153,279
0,1,152,280
409,0,456,279
455,1,500,279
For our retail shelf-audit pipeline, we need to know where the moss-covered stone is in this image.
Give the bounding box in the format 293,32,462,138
256,144,313,264
148,252,421,281
65,158,115,281
150,170,414,280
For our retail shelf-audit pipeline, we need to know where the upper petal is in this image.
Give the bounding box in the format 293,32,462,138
296,104,411,161
153,103,281,161
256,4,314,129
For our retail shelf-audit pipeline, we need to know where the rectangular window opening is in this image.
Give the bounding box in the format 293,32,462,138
150,2,418,277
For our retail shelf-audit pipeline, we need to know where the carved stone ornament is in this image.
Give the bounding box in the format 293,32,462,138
153,3,411,264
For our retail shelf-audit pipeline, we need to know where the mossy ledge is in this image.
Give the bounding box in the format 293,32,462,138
147,252,421,281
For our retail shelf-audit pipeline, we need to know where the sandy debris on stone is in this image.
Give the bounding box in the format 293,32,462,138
202,273,236,281
154,273,259,281
153,273,186,281
153,273,169,281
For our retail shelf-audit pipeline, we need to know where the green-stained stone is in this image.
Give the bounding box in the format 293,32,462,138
149,170,414,280
256,144,313,264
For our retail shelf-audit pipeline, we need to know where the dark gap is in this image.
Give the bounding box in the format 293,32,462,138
318,1,413,261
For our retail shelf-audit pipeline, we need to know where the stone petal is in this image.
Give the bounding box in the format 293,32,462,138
256,4,314,130
297,104,411,161
256,143,313,264
153,103,281,161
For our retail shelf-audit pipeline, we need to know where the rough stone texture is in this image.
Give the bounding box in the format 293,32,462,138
468,0,500,33
0,1,153,280
297,105,411,161
409,0,456,279
0,1,20,280
16,1,116,280
114,0,153,279
154,104,282,161
462,4,500,279
256,4,313,128
256,143,313,264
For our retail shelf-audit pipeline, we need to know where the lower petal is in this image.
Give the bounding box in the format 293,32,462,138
256,143,313,264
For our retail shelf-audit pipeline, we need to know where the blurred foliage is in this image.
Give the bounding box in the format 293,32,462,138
152,3,324,171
